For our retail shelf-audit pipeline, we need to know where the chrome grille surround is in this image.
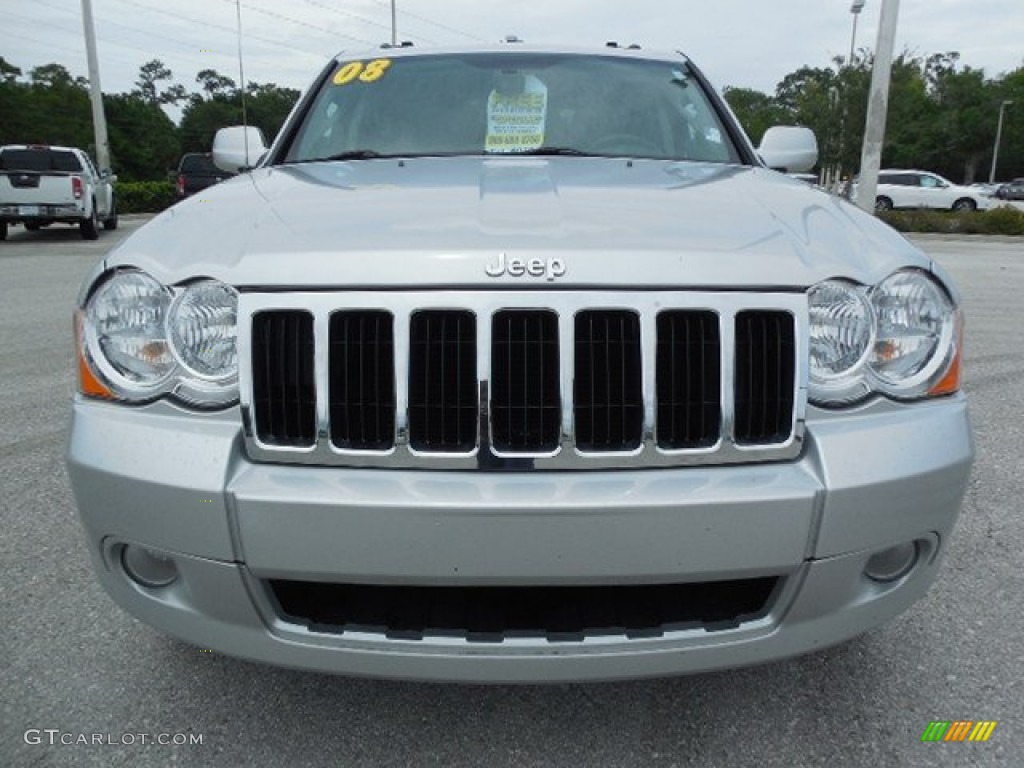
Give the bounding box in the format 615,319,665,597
239,291,809,470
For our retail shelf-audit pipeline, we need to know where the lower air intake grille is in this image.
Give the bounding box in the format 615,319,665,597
251,311,316,447
269,577,780,642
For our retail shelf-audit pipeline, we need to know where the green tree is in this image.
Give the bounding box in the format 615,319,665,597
179,71,298,152
757,63,844,177
195,68,237,98
722,87,789,146
105,93,181,180
134,59,187,106
0,56,21,83
245,82,301,143
7,64,94,149
992,67,1024,180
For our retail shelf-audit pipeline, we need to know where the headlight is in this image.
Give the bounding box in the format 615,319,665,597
870,269,958,398
80,270,239,407
84,271,175,395
168,282,238,380
809,269,961,405
808,280,873,403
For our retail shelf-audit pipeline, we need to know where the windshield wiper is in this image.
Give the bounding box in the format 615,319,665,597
285,147,601,165
282,150,391,165
508,146,595,157
317,150,388,162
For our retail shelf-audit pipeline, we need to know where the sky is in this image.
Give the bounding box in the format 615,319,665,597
3,0,1022,109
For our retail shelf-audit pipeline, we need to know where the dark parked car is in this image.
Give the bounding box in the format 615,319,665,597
995,178,1024,201
175,153,233,199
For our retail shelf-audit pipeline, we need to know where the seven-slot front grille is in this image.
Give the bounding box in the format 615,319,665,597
243,293,805,469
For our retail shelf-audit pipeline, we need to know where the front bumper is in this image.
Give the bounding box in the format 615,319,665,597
67,395,973,682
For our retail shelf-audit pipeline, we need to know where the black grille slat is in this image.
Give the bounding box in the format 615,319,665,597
734,311,795,445
656,311,721,449
329,311,395,450
252,311,316,447
491,310,561,452
574,311,643,452
409,310,478,452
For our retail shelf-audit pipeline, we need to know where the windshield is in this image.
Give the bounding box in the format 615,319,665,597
283,53,741,164
0,148,82,172
179,154,222,174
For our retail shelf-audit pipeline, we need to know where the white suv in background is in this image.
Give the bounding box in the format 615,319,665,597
870,170,993,212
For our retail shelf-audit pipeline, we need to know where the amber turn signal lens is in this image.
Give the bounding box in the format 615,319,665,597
75,311,116,400
929,349,961,396
928,314,963,397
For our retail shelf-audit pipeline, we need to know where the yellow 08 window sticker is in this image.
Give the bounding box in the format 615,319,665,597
333,59,392,86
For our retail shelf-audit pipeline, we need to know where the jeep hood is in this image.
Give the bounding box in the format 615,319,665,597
107,157,928,289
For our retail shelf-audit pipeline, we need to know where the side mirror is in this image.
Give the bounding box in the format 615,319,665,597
212,126,268,173
758,126,818,173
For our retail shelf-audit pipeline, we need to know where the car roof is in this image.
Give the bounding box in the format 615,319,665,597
331,42,692,67
1,144,81,153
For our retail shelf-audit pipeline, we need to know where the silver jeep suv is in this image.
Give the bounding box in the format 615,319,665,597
67,44,973,682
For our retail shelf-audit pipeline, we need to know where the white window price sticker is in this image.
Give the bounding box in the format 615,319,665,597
485,75,548,153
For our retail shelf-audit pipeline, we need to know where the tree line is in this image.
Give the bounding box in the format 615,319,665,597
0,56,298,181
724,51,1024,184
1,52,1021,184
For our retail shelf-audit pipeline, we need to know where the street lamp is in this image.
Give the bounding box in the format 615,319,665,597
989,100,1013,184
849,0,866,66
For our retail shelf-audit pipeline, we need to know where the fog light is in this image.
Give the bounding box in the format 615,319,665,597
121,545,178,588
864,541,919,582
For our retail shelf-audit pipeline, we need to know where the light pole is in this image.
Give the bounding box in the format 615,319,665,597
849,0,866,66
989,100,1013,184
391,0,397,46
855,0,901,213
80,0,111,172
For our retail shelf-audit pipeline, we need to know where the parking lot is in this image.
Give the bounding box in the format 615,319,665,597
1,218,1021,767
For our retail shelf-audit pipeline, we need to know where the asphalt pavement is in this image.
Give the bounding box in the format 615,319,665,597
1,216,1021,767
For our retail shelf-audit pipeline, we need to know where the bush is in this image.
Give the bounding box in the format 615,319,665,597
977,205,1024,235
879,206,1024,236
115,180,176,214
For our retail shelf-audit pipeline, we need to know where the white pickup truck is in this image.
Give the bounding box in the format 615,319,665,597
0,144,117,241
